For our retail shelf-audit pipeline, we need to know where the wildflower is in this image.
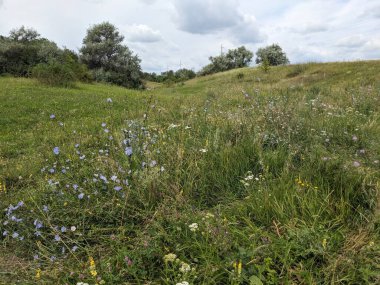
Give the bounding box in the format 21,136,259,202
204,213,215,219
352,135,358,141
114,186,122,191
71,226,77,232
369,241,375,247
101,122,106,127
111,175,117,181
54,234,61,241
75,143,80,148
76,282,89,285
124,256,133,266
50,114,56,119
107,98,112,103
179,262,191,273
125,146,133,156
43,205,49,212
61,226,67,233
353,161,361,167
149,160,157,167
199,148,207,153
3,231,8,236
12,232,19,239
163,253,177,263
322,238,327,250
35,268,41,279
189,223,198,232
34,219,43,229
89,256,97,277
53,147,60,155
78,193,84,199
176,282,189,285
72,245,78,252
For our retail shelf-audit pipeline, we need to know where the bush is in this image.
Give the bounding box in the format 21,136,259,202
32,61,76,87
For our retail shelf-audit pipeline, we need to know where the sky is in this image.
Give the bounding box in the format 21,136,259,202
0,0,379,72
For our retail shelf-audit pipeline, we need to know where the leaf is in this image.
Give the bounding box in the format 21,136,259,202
249,275,263,285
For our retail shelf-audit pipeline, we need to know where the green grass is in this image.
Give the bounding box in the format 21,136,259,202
1,61,379,284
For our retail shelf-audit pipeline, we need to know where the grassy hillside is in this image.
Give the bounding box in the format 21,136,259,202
0,61,379,284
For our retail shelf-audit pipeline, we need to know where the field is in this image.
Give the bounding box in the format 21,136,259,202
0,61,379,284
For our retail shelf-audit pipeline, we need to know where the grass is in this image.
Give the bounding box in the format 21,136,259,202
0,60,379,284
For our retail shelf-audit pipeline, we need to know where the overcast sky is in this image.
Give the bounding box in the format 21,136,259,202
0,0,379,72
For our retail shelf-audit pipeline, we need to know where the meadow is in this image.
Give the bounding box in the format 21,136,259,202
0,61,379,284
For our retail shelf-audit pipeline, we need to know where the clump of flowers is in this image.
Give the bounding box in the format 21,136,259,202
89,256,97,277
163,253,177,263
188,223,198,232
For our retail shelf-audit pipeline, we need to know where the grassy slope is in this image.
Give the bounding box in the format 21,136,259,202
0,61,379,284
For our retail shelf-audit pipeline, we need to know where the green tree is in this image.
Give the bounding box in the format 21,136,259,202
0,27,59,76
199,46,253,76
255,44,289,66
80,22,143,89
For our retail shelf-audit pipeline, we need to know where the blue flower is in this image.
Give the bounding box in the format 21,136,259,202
50,114,56,119
125,147,133,156
72,245,78,252
61,226,67,233
12,232,19,239
78,193,84,200
53,147,60,155
54,234,61,241
114,186,122,191
43,205,49,212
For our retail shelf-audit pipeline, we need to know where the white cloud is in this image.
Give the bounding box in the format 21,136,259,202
125,24,162,43
336,35,367,48
172,0,240,34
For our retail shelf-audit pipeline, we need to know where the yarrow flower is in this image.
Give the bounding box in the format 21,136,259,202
176,282,189,285
189,223,198,232
179,262,191,273
163,253,177,263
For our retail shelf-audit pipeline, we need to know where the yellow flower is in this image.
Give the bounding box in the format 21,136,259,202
163,253,177,263
322,239,327,250
237,260,242,276
35,268,41,279
89,256,97,277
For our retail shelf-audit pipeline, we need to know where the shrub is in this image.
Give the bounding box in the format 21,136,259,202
32,61,76,87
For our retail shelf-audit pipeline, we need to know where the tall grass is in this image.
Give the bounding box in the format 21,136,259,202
0,61,379,284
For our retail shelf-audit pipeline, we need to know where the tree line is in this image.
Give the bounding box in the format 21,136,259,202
0,22,289,88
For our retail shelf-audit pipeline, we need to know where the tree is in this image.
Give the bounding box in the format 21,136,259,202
80,22,143,89
0,27,60,76
199,46,253,76
226,46,253,69
255,44,289,66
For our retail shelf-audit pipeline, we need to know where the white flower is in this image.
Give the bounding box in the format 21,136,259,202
205,213,215,219
76,283,89,285
163,253,177,263
179,262,191,273
106,98,112,103
199,149,207,153
176,282,189,285
189,223,198,232
168,123,180,129
70,226,76,232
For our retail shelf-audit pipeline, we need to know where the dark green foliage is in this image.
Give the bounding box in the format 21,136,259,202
199,46,253,76
256,44,290,66
143,68,196,83
80,22,143,89
0,27,60,76
32,61,76,87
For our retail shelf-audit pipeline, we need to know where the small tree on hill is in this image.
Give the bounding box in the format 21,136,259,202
256,44,289,66
80,22,143,89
